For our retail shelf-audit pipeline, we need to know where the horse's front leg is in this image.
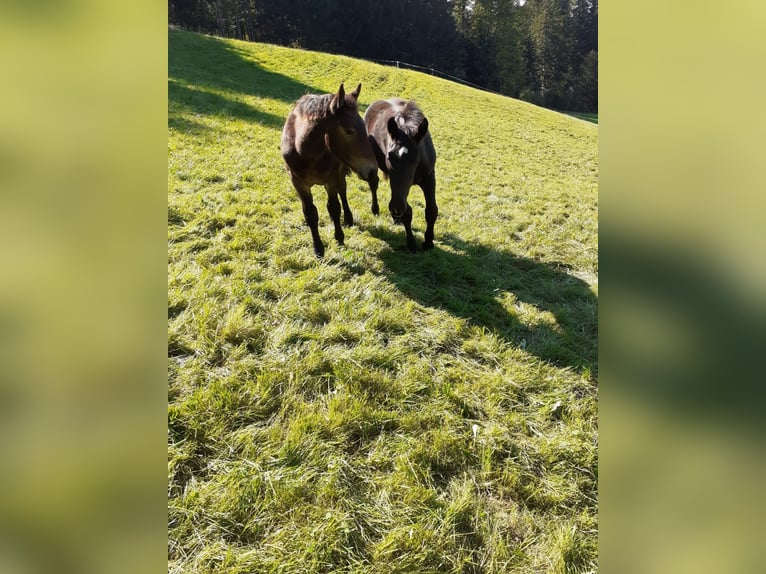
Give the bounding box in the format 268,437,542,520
292,178,324,258
401,204,417,253
337,176,354,227
369,172,380,216
421,172,438,250
325,179,346,246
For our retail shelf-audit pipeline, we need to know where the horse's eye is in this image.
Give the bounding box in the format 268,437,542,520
344,128,355,136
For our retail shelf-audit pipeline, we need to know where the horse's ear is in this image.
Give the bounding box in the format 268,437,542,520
330,83,345,114
349,83,361,100
414,117,429,143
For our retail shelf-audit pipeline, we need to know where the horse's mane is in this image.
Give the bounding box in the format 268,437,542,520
395,101,426,138
296,92,360,121
296,93,333,120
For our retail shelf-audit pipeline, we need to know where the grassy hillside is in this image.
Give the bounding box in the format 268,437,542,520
168,28,598,574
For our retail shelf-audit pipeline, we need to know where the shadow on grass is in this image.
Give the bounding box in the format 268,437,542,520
169,29,323,128
169,81,288,129
168,113,212,135
365,227,598,377
564,111,598,124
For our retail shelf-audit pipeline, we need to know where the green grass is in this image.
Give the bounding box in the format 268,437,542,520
168,28,597,574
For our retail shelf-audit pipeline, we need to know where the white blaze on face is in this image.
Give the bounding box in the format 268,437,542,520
397,147,408,159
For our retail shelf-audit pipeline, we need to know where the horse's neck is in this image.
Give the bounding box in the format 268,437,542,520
295,117,330,157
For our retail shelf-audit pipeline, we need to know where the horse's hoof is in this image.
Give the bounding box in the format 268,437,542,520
371,204,380,216
422,241,434,251
343,217,354,227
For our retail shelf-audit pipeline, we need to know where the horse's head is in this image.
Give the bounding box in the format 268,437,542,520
384,112,429,222
325,83,379,185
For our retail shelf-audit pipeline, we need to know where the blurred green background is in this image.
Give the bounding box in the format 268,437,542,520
601,2,766,573
0,1,166,573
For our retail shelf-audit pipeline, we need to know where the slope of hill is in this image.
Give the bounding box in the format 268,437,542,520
168,28,597,574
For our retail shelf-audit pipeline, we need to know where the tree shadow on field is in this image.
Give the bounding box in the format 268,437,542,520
365,228,598,377
168,81,288,130
168,29,324,128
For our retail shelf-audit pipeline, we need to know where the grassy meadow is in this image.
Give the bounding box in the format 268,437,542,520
168,27,598,574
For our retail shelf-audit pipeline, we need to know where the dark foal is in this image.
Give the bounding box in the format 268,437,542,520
364,98,437,252
281,83,379,257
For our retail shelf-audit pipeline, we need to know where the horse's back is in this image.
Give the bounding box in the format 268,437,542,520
363,98,406,126
363,99,388,130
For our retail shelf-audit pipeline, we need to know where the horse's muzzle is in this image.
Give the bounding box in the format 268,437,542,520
389,208,404,224
389,198,408,224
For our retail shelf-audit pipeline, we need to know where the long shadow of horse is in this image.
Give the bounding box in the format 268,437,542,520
365,228,598,377
169,29,323,128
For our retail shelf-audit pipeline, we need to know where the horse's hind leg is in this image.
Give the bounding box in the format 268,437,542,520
325,180,346,246
293,178,324,257
421,172,438,250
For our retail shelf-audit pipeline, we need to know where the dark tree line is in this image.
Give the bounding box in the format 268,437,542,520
169,0,597,112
